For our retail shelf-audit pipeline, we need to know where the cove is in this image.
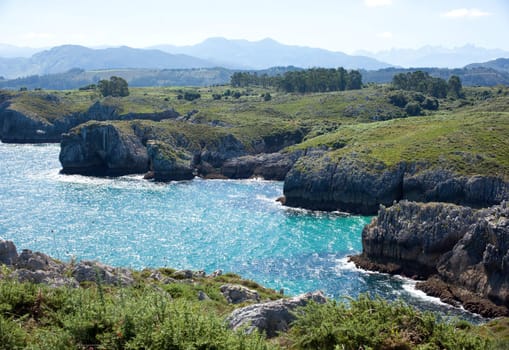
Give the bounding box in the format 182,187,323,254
0,142,483,322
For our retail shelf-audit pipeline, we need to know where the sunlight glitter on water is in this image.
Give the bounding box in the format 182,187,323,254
0,142,485,322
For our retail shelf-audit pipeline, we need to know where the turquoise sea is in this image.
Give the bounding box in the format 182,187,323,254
0,143,483,321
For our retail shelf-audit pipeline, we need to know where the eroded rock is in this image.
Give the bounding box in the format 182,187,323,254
220,284,260,304
227,291,327,337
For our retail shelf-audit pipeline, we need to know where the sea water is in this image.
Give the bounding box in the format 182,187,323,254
0,142,484,322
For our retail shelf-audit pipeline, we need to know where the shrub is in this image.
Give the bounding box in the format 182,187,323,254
388,92,408,108
405,101,422,116
183,91,201,101
287,294,489,350
422,96,439,110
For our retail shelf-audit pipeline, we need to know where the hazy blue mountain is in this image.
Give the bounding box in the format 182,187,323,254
150,37,391,70
359,45,509,68
465,58,509,73
0,44,44,58
0,45,218,79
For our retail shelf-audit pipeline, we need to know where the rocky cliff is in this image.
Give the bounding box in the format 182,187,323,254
0,98,179,143
59,118,304,180
351,200,509,317
283,151,509,214
60,122,149,176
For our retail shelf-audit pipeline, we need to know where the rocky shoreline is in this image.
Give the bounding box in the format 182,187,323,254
0,239,326,337
350,200,509,318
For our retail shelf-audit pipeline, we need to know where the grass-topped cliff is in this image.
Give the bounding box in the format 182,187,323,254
2,84,508,211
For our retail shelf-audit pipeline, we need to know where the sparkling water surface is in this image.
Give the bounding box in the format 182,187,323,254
0,143,483,322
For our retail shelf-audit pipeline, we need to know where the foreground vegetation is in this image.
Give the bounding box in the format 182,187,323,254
0,268,507,350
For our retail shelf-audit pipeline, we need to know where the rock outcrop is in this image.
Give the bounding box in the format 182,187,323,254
146,140,194,181
221,151,301,181
220,284,260,304
351,200,509,317
283,152,509,214
284,152,406,214
0,97,179,143
60,122,149,176
227,291,327,337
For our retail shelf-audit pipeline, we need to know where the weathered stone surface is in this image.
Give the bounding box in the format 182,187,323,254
220,284,260,304
72,260,134,286
0,240,18,265
227,291,327,337
284,152,509,214
284,152,405,214
59,123,149,176
351,200,509,317
16,249,66,273
146,140,194,181
221,151,302,181
0,97,179,143
11,269,78,288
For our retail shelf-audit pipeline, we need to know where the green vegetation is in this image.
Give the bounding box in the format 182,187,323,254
0,273,506,349
98,76,129,97
287,295,497,349
231,67,363,93
392,70,463,98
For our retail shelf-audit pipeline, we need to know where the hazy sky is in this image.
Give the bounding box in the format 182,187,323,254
1,0,508,52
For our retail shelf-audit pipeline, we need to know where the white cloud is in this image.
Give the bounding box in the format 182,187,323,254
376,31,393,39
364,0,392,7
441,8,491,18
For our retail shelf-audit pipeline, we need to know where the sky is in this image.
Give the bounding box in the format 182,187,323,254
1,0,508,53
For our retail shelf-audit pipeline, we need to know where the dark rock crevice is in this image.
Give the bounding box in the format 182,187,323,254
351,200,509,317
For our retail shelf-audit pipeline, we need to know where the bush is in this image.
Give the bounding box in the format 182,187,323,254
212,93,222,100
405,101,422,116
422,96,439,110
388,92,408,108
183,91,201,101
0,315,26,349
287,294,489,350
263,93,272,101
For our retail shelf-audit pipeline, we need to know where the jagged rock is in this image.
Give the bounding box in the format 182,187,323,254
283,153,509,214
227,291,327,337
198,134,246,168
193,270,206,278
353,201,478,277
11,269,78,288
60,122,149,176
72,260,134,286
284,152,405,214
403,168,509,208
173,269,194,279
351,200,509,317
146,140,194,181
221,152,301,181
220,284,260,304
209,269,223,278
198,290,210,301
15,249,66,273
0,240,18,265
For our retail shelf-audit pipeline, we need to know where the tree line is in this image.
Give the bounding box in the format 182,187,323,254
230,68,363,93
392,71,463,98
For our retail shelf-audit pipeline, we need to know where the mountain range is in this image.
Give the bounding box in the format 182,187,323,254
358,45,509,69
0,38,508,80
0,38,391,79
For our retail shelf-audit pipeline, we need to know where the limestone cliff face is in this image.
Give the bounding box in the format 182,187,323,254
146,140,194,181
0,99,179,143
221,151,302,181
0,107,58,143
284,152,406,214
59,122,149,176
283,152,509,214
351,200,509,317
